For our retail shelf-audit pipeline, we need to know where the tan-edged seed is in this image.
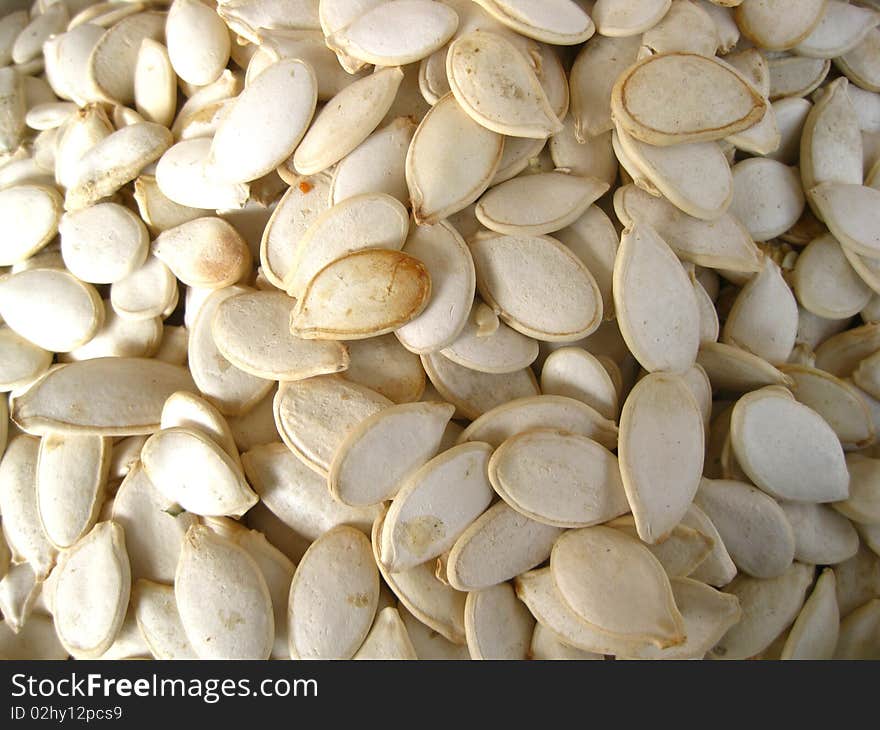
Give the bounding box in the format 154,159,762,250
612,52,766,146
793,234,873,321
810,183,880,258
473,0,594,45
242,441,380,542
446,31,562,139
736,0,826,51
12,358,196,437
696,477,795,579
36,433,108,550
274,375,391,477
489,428,629,529
795,1,880,59
476,172,608,237
619,372,705,544
710,562,814,660
551,526,686,648
210,59,317,184
156,138,250,211
379,441,493,571
446,501,562,593
290,249,431,341
464,582,533,660
0,436,56,579
609,514,712,579
836,27,880,93
779,364,874,450
550,119,617,187
52,521,129,658
293,67,404,176
141,427,256,518
641,0,719,56
834,598,880,659
834,454,880,526
330,401,454,508
815,323,880,376
591,0,671,37
731,158,804,242
342,334,425,403
354,607,418,660
615,125,734,220
371,509,467,644
406,93,504,224
288,525,378,660
731,386,849,502
284,192,409,300
176,524,274,659
421,351,539,421
470,232,602,342
614,224,701,373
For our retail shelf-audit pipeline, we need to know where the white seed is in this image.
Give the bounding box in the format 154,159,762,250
834,598,880,659
736,0,826,51
473,0,594,45
731,386,849,502
166,0,231,87
134,39,176,128
132,579,196,659
834,454,880,526
110,255,178,322
176,524,274,659
780,502,859,566
793,234,873,321
836,27,880,93
156,138,250,211
288,525,378,659
795,1,880,59
406,92,504,224
343,334,425,403
464,582,533,660
53,521,130,658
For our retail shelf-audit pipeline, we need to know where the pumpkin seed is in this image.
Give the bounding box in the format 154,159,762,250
166,0,231,87
793,234,873,320
330,401,454,508
612,52,766,146
528,622,603,661
284,192,409,300
834,454,880,525
110,255,178,323
353,606,418,660
293,67,404,176
794,0,880,59
836,28,880,93
342,334,425,403
781,501,859,565
53,521,130,658
0,613,67,660
464,582,534,660
288,525,378,659
731,159,804,242
446,31,562,139
371,509,467,644
0,185,63,266
11,3,68,66
406,92,504,224
834,597,880,658
619,372,705,543
769,55,830,101
730,386,849,502
591,0,672,37
736,0,826,51
441,300,537,374
473,0,594,45
210,59,317,184
379,441,492,570
550,119,617,188
0,327,52,392
815,322,880,376
551,526,686,648
132,579,196,659
475,172,608,236
274,375,391,477
710,562,814,660
133,39,176,128
176,524,274,659
156,138,250,211
810,182,880,258
60,202,149,285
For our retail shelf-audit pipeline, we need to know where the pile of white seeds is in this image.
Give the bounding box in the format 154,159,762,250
1,0,880,661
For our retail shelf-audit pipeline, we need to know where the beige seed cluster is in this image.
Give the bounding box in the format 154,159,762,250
1,0,880,661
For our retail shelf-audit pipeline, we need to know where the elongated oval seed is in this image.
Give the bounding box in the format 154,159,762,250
781,501,859,566
293,67,404,176
141,427,257,518
330,401,454,507
551,526,686,648
209,59,317,184
176,524,273,659
780,568,839,660
0,268,103,353
284,192,409,300
464,581,534,660
619,372,705,544
380,441,493,572
53,521,130,658
290,249,432,340
132,579,196,659
288,525,378,659
809,183,880,258
0,436,56,578
731,386,849,502
470,233,602,342
0,185,62,266
736,0,826,51
406,92,504,225
613,224,701,373
446,31,562,139
328,0,458,67
475,172,608,236
612,52,766,146
459,394,618,450
0,327,51,392
166,0,230,87
489,428,629,529
793,234,873,320
36,433,108,549
696,477,796,579
474,0,594,45
396,220,476,354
